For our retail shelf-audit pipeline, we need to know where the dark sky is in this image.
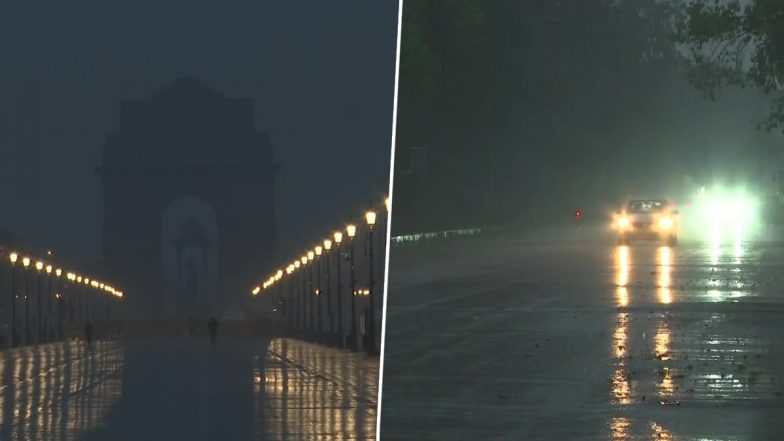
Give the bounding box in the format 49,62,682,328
0,1,398,266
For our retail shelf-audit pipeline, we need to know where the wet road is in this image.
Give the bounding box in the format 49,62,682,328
380,231,784,440
0,337,378,440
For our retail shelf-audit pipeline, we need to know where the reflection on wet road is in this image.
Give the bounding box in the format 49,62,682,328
381,235,784,440
0,341,123,440
0,337,377,440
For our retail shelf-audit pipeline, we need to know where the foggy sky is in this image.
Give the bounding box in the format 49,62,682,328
0,1,398,268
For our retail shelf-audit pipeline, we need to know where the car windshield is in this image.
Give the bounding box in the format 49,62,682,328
628,200,667,213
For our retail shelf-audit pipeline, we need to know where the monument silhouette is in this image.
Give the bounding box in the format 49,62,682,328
98,77,277,320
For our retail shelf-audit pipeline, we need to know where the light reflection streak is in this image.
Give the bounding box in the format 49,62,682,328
655,323,675,398
610,417,630,440
657,247,672,304
611,313,631,405
263,338,377,439
0,341,123,439
615,246,630,307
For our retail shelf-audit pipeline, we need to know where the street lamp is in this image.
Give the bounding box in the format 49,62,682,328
55,268,63,340
307,251,315,334
45,264,52,342
22,257,30,345
75,274,83,325
294,258,307,329
9,252,18,347
35,261,43,343
315,246,323,335
323,239,333,339
83,277,90,324
300,256,307,331
285,265,294,322
346,224,357,350
365,211,378,354
333,231,344,346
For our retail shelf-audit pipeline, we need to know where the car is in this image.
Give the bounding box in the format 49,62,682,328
614,199,679,246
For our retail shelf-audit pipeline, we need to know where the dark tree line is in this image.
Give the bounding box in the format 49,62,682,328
393,0,684,234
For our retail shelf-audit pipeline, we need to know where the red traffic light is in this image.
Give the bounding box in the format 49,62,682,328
574,209,582,218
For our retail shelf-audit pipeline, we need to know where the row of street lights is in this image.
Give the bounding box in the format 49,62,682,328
2,250,124,348
252,198,388,354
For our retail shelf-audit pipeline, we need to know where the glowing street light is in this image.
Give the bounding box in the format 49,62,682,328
365,211,377,229
22,257,31,345
332,232,344,346
315,245,323,333
347,224,358,350
323,239,334,336
9,252,19,347
306,251,315,331
365,209,378,353
45,265,53,342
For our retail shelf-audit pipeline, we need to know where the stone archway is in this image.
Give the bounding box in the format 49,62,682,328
161,196,219,318
98,77,278,320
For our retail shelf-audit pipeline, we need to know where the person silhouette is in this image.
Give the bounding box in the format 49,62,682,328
207,317,219,346
84,321,94,349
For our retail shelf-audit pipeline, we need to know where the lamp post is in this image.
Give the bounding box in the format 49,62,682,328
35,261,43,343
315,246,323,335
22,257,30,345
365,210,378,354
333,231,344,346
298,258,306,331
9,252,18,347
74,274,81,327
307,251,315,334
84,278,90,325
323,239,333,340
55,269,62,340
286,266,294,325
346,224,357,351
45,265,52,342
274,270,283,314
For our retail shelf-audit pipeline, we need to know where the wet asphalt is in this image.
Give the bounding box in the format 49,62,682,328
0,337,378,440
379,229,784,440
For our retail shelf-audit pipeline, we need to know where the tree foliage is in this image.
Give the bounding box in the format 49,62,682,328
674,0,784,131
394,0,685,232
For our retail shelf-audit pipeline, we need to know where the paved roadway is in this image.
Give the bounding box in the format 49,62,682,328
0,337,378,440
379,228,784,440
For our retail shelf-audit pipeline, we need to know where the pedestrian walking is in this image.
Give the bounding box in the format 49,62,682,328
84,321,94,349
207,316,219,346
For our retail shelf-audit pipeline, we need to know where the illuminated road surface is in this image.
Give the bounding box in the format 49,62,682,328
0,337,378,440
380,230,784,440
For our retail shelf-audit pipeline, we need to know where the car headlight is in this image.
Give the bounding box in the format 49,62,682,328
617,216,630,229
658,217,673,229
